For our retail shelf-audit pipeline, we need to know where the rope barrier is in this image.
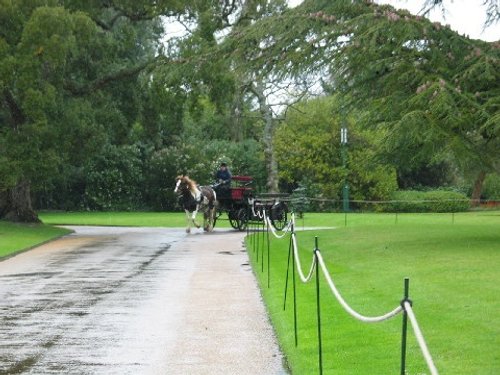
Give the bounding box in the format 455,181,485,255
316,252,403,322
404,301,439,375
265,211,293,238
291,231,316,283
249,210,439,374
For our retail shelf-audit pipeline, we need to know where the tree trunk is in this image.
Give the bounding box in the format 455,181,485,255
251,81,279,193
471,171,487,207
1,180,40,223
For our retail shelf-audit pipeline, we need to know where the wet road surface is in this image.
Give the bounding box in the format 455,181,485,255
0,227,285,374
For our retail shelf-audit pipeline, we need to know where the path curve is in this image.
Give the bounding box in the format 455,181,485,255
0,227,286,374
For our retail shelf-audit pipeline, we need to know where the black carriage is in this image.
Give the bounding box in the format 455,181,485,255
213,175,289,231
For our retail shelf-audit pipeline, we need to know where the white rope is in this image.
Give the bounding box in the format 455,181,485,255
264,211,293,239
251,200,265,219
292,232,317,283
404,301,439,375
316,252,403,322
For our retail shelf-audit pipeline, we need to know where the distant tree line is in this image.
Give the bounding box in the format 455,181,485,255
1,0,498,221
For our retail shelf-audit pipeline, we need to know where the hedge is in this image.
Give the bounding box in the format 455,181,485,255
383,190,470,213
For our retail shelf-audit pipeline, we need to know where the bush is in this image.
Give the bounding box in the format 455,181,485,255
384,190,470,213
483,173,500,200
84,145,144,210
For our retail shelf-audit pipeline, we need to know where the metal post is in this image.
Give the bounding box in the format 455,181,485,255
256,218,260,263
261,219,265,273
315,237,323,375
283,223,294,310
251,220,255,253
401,278,410,375
267,218,271,288
292,234,298,347
341,121,349,213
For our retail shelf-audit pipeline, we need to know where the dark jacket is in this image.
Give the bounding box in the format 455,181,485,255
216,168,232,184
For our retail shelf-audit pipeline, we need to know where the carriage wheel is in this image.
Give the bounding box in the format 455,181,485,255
237,208,248,231
270,202,288,231
212,209,221,229
228,209,240,230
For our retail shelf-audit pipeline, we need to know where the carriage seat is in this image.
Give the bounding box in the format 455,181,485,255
229,176,253,200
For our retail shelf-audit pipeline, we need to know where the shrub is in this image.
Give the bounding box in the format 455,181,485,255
483,173,500,200
84,145,144,210
384,190,470,213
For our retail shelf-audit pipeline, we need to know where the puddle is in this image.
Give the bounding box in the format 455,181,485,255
218,251,234,255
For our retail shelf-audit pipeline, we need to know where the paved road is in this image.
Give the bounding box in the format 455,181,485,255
0,227,285,374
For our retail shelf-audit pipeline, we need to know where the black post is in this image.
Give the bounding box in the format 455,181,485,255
344,211,347,227
267,217,271,288
292,233,298,347
283,223,294,310
251,219,255,253
400,277,410,375
315,237,323,375
256,217,260,263
261,219,265,273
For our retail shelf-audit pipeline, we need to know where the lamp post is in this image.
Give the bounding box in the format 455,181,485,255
341,123,349,212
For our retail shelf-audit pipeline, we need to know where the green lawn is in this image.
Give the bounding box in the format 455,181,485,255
248,211,500,374
39,211,233,228
0,221,71,259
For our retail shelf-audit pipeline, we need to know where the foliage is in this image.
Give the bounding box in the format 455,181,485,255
482,173,500,200
84,145,144,210
275,96,398,207
385,190,470,213
224,0,500,199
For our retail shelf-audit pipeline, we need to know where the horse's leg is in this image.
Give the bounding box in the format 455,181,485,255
208,207,214,232
203,209,209,232
185,210,191,233
185,210,191,234
192,208,201,229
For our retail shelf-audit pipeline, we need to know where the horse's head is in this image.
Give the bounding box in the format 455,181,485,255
174,175,196,195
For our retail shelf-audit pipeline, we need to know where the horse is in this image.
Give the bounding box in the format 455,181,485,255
174,175,217,233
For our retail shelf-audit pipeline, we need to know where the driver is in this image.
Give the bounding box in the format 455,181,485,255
215,162,232,198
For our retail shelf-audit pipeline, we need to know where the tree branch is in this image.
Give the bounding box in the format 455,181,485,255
64,59,155,96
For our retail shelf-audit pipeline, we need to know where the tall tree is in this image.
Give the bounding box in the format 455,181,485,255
222,0,500,202
0,0,184,221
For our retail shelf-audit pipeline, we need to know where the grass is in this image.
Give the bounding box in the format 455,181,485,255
39,211,233,228
248,211,500,375
0,221,71,259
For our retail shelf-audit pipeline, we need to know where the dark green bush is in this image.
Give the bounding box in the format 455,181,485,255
384,190,470,213
84,145,144,210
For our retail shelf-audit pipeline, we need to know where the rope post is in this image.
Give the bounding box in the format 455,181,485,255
261,218,265,273
314,237,323,375
251,219,255,253
344,211,347,227
292,231,298,347
267,216,271,288
395,212,398,225
283,222,294,311
256,215,260,263
400,277,411,375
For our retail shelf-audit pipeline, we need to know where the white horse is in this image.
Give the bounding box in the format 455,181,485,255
174,175,217,233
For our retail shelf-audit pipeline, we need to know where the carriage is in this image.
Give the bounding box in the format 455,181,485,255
213,175,289,231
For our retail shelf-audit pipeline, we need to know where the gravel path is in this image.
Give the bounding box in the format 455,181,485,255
0,227,286,375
